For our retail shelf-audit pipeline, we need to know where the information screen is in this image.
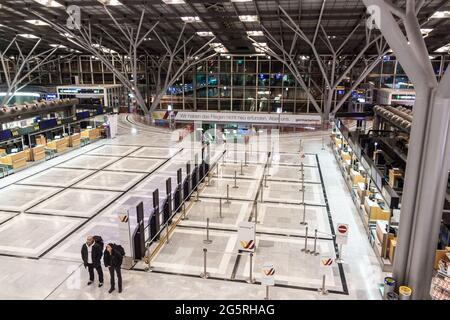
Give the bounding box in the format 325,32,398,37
0,130,12,141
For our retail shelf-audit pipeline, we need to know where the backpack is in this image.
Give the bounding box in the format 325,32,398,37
93,235,104,251
114,244,126,257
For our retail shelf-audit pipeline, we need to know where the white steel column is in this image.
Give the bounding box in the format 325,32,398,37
363,0,450,299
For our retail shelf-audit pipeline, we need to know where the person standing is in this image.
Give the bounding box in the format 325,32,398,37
103,243,125,294
81,235,104,287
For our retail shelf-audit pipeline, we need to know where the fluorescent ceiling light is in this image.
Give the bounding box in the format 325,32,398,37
32,0,63,7
98,0,122,5
420,28,433,38
25,19,49,26
231,0,253,2
92,44,117,54
0,92,41,97
50,44,67,48
162,0,186,3
430,11,450,18
434,43,450,53
196,31,214,37
252,42,267,47
18,34,39,39
239,15,259,22
210,42,228,53
181,16,201,23
247,31,264,36
60,32,74,38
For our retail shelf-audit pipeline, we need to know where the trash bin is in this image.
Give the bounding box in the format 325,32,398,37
386,292,399,300
383,277,396,299
399,286,412,300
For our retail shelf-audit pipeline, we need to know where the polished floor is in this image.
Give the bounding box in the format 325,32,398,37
0,114,386,300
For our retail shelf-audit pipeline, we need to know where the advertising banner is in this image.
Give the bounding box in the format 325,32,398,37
175,111,322,125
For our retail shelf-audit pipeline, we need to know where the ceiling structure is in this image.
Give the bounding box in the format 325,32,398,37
0,0,449,57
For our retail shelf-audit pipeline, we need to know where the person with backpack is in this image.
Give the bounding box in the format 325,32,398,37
81,235,104,287
103,243,125,293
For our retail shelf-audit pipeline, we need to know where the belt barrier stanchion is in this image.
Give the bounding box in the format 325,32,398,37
310,229,319,256
264,285,270,300
318,274,328,295
247,252,255,284
240,160,244,175
321,136,325,150
244,150,248,166
165,222,170,244
264,174,268,188
336,243,344,263
226,184,231,204
260,182,264,203
300,178,307,225
181,202,189,221
200,248,209,279
254,200,259,224
206,172,210,186
219,198,223,218
301,226,310,253
233,171,238,188
194,188,201,202
203,218,213,244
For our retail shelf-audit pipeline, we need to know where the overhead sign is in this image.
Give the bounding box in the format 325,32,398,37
261,263,275,286
175,111,322,125
238,221,256,252
336,223,349,245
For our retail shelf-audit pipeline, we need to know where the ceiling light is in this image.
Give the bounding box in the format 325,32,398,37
231,0,253,2
25,19,49,26
327,35,337,39
162,0,186,3
32,0,63,7
430,11,450,18
98,0,122,5
239,15,259,22
60,32,74,38
181,16,201,23
18,34,39,39
50,44,67,48
196,31,214,37
420,28,433,38
434,43,450,53
247,31,264,36
210,43,228,53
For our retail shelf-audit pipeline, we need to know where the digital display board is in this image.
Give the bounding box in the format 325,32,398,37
58,88,105,95
392,94,415,101
39,118,57,131
76,111,90,120
0,130,13,141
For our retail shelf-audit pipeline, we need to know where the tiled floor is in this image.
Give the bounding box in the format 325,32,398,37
0,114,386,300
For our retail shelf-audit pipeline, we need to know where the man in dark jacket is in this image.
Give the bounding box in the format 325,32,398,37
81,236,104,287
104,243,124,293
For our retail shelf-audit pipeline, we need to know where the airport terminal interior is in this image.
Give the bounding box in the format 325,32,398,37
0,0,449,301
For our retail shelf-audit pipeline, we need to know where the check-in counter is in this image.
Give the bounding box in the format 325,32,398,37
46,137,69,153
350,168,365,185
0,151,27,169
375,220,395,258
69,133,81,147
31,145,45,161
364,197,390,221
340,150,351,162
35,135,46,146
81,128,100,141
356,182,367,204
334,137,342,147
